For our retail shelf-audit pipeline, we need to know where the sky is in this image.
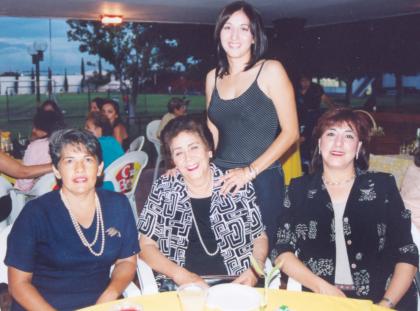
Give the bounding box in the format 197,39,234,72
0,17,102,75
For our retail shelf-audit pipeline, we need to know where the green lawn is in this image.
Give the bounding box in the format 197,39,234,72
1,91,419,140
0,92,206,139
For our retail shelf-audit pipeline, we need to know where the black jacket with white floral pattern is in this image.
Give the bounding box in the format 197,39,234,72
274,170,418,305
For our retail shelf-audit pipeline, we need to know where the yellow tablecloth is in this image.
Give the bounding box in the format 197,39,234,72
79,289,390,311
369,154,413,189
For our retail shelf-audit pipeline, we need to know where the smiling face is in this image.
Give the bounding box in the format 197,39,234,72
220,9,254,61
170,131,212,183
319,122,362,171
53,143,103,196
101,103,118,124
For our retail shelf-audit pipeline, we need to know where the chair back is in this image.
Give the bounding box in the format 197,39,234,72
8,173,57,225
27,173,57,198
137,257,158,294
0,175,12,197
146,120,162,154
0,225,12,284
103,151,148,221
128,135,145,152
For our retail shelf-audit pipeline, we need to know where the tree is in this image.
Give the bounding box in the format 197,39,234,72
66,20,213,118
30,68,35,94
47,68,53,95
63,69,69,92
98,57,102,77
80,58,85,92
14,73,19,95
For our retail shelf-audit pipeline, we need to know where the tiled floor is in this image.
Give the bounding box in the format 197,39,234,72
0,167,159,311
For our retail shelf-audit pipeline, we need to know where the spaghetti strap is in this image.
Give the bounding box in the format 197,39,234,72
255,61,266,81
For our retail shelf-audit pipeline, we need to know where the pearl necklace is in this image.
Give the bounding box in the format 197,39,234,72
322,174,356,186
60,190,105,256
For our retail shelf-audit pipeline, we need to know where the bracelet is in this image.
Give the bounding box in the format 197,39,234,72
248,164,258,180
381,297,394,308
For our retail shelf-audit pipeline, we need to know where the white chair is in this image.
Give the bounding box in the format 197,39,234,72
128,135,145,152
103,151,148,222
0,225,12,285
146,120,164,182
9,173,57,224
264,258,281,289
109,264,141,297
0,176,13,230
137,257,158,294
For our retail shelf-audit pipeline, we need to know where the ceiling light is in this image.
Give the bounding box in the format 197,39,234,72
101,15,123,25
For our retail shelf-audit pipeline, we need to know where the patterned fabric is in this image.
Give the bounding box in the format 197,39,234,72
138,164,264,277
273,170,418,303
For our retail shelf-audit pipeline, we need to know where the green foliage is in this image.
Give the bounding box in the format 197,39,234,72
63,69,69,92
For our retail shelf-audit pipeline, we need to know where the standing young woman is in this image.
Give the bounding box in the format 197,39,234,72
206,1,299,246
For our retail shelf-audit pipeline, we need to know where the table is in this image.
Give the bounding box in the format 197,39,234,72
369,153,413,189
79,289,390,311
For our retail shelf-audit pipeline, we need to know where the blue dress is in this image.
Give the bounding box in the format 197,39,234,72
5,189,140,311
99,136,124,168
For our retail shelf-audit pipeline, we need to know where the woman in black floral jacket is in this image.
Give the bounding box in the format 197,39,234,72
274,108,418,310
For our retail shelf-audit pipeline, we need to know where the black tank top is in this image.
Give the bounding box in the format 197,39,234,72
208,62,280,169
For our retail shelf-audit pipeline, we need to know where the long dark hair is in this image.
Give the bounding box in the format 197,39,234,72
214,1,267,78
311,108,371,172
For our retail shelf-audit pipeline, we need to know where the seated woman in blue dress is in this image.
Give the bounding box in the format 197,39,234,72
273,108,418,310
6,129,139,311
138,116,268,290
85,111,124,169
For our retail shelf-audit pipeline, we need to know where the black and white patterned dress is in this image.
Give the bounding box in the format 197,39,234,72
138,163,265,280
273,171,418,309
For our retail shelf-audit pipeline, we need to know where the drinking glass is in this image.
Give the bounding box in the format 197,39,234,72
177,283,207,311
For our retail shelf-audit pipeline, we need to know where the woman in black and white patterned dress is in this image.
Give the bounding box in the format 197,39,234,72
138,116,268,290
273,108,418,311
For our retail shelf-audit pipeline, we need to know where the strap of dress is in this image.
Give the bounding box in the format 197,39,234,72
255,61,266,81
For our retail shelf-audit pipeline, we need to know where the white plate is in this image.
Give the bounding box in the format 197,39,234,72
206,283,261,311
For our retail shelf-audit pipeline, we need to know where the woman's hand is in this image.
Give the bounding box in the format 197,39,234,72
232,268,258,287
315,279,346,297
173,267,207,287
163,167,178,178
219,167,252,196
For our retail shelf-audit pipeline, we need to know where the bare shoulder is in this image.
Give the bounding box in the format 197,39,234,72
262,59,287,77
206,68,217,86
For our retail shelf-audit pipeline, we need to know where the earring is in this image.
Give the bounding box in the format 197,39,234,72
356,151,359,160
318,147,321,155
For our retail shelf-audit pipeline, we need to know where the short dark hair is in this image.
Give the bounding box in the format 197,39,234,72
33,110,62,137
90,97,105,110
167,97,189,113
160,115,214,169
86,112,113,136
214,1,267,78
49,129,102,169
311,108,371,172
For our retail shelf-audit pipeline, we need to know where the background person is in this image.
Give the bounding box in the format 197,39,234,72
138,116,268,290
5,129,139,311
401,148,420,230
15,110,61,192
85,112,124,169
156,97,189,138
101,99,129,151
206,1,299,248
89,97,105,113
297,74,335,169
39,99,66,129
273,108,418,310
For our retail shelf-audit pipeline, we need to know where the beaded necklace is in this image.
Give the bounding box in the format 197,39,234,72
322,174,356,186
60,190,105,256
